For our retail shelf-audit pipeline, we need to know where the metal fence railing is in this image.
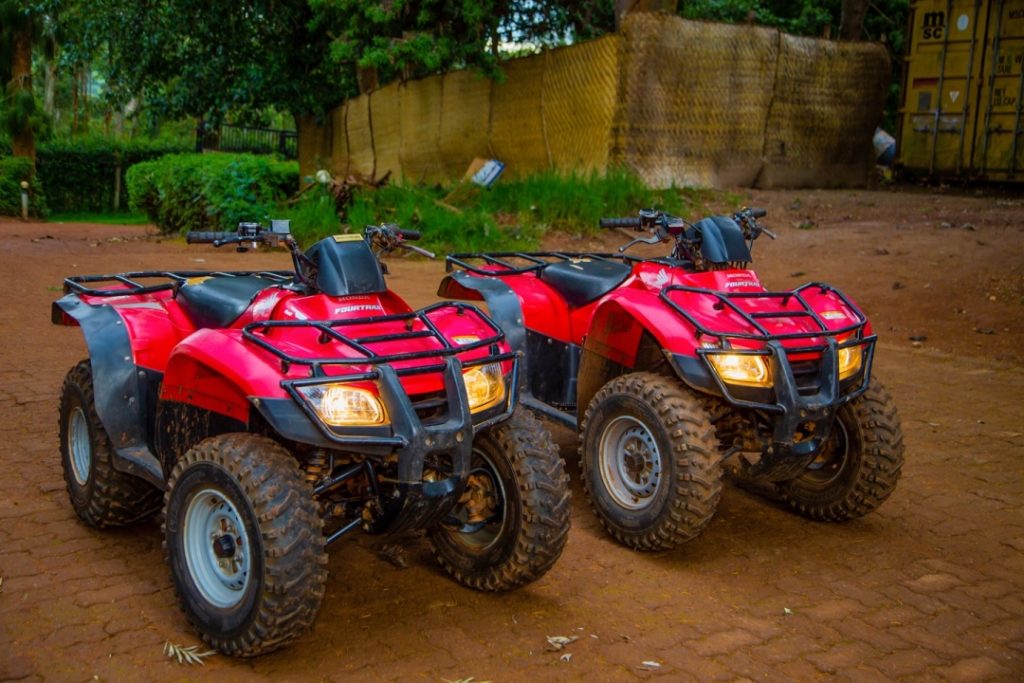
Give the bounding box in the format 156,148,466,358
196,123,298,159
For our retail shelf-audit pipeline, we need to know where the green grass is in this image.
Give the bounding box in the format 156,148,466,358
49,210,151,225
282,169,737,254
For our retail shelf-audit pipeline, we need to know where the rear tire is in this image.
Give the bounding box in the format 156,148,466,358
163,433,327,656
579,372,722,551
58,360,161,527
429,409,570,591
781,379,905,521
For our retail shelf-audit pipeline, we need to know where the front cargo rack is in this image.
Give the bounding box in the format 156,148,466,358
64,270,295,297
660,282,871,349
242,301,514,379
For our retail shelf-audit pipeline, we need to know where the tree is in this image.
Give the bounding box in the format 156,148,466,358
1,1,41,160
839,0,869,40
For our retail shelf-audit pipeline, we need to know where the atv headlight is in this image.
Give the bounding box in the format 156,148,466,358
463,363,505,413
296,384,388,427
837,344,863,380
706,353,772,387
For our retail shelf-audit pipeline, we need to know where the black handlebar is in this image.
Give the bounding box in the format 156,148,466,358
747,207,767,219
186,231,233,244
397,228,421,241
599,217,642,230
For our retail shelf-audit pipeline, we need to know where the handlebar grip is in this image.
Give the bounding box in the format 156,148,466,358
397,229,421,241
186,231,233,244
599,217,642,229
748,207,767,219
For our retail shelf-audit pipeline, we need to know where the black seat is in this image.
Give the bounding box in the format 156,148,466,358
539,259,631,308
176,275,275,328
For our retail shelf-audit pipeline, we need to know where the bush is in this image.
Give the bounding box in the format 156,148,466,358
36,137,192,213
126,153,298,234
0,156,47,217
282,168,722,254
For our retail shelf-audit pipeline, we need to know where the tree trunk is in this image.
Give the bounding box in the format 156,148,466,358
615,0,679,31
839,0,869,41
9,18,35,161
44,61,56,117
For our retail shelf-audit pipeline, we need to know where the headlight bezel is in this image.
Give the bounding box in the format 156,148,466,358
294,382,389,427
462,362,506,413
704,349,773,388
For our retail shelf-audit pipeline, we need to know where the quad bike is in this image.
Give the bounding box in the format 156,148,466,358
441,208,904,551
52,220,570,656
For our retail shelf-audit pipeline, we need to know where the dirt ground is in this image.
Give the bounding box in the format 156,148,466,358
0,187,1022,682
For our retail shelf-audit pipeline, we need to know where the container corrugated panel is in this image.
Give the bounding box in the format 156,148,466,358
973,0,1024,178
898,0,1024,180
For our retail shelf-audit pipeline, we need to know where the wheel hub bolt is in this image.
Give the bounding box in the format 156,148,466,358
213,535,236,559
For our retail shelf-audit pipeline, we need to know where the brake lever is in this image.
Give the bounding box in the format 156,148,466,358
759,226,778,240
401,243,436,259
618,233,662,253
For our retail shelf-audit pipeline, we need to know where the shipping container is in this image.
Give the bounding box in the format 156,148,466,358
898,0,1024,180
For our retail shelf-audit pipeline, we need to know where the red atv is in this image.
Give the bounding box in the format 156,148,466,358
53,221,569,656
441,208,904,551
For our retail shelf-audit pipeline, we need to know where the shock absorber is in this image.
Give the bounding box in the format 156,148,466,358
304,450,330,487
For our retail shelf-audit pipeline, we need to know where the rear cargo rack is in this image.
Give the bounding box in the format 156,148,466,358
64,270,295,297
661,282,871,350
446,251,668,276
243,301,514,379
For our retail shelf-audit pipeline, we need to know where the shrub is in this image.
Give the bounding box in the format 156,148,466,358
36,137,191,213
126,153,298,234
0,156,47,217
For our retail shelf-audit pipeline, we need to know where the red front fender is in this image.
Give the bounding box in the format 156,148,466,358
584,290,699,367
161,329,290,421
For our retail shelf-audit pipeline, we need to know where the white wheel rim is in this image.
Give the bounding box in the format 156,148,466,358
182,488,252,608
68,407,91,486
597,415,662,510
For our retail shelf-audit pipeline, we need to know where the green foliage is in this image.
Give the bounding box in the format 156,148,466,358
284,169,724,254
0,155,47,216
477,169,696,232
126,153,298,234
36,136,190,213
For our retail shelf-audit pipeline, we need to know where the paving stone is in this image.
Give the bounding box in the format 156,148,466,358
935,656,1012,682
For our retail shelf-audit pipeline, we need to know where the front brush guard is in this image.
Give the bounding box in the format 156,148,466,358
258,355,520,537
670,338,875,481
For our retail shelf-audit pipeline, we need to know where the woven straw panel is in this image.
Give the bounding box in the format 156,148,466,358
329,102,350,176
543,36,622,173
370,82,403,181
489,52,551,177
399,75,445,183
345,95,375,177
612,14,778,188
759,36,889,187
438,70,493,177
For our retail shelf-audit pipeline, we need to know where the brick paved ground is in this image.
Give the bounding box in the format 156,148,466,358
0,205,1022,681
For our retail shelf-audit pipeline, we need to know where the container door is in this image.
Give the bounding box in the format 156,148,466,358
974,0,1024,178
898,0,988,175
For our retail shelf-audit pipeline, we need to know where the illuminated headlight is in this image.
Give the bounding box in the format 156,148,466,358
838,344,863,380
463,363,505,413
296,384,388,426
706,353,772,387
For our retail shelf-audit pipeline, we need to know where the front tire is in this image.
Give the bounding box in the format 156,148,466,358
163,434,327,657
781,379,905,521
579,372,722,551
58,360,161,527
429,409,570,591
